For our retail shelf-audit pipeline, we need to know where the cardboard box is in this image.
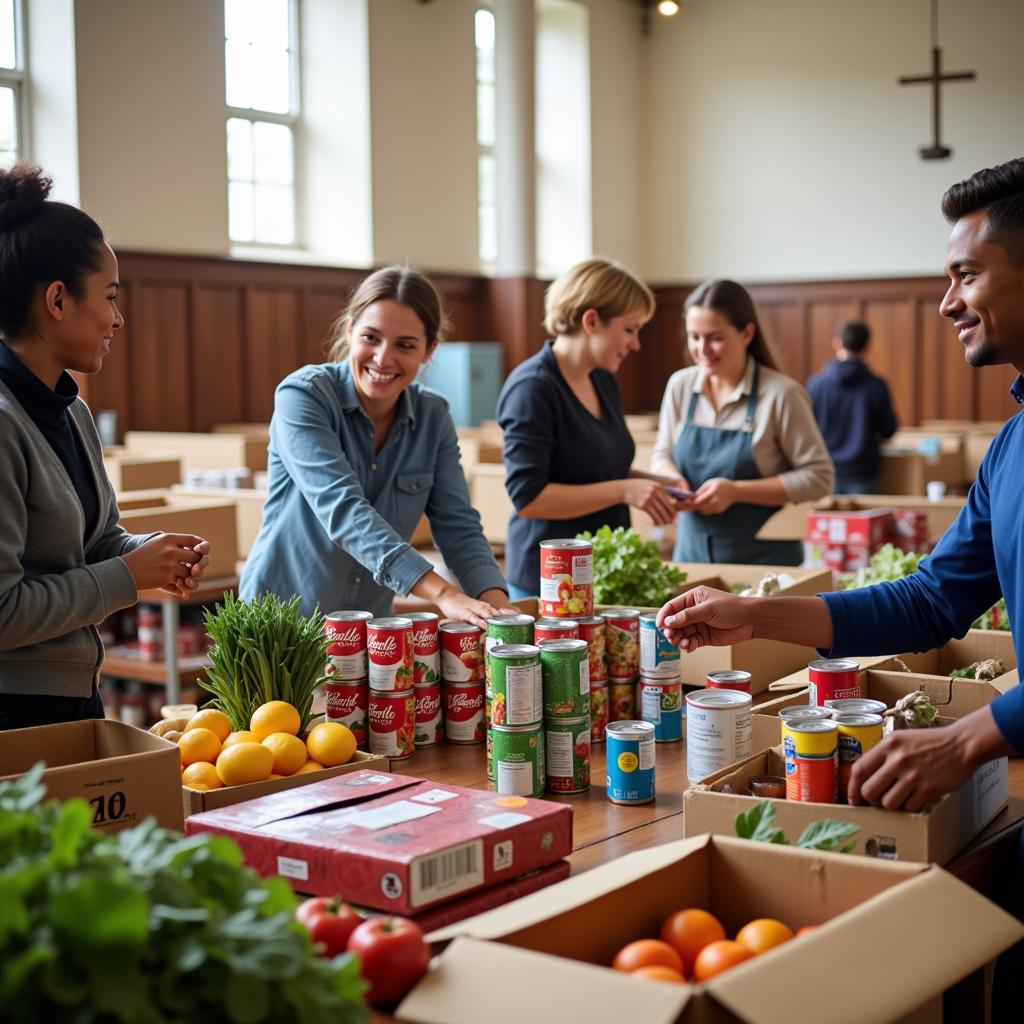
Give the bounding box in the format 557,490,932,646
124,430,268,473
117,489,239,576
880,445,963,495
103,453,182,492
400,834,1024,1024
469,462,513,545
0,719,184,833
210,422,270,440
171,484,267,558
186,770,573,915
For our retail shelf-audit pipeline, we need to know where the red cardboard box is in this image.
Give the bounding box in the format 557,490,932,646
186,770,573,916
889,508,929,552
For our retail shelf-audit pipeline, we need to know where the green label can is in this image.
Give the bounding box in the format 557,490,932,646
491,723,545,797
486,614,536,651
539,638,590,718
488,644,542,726
545,715,591,794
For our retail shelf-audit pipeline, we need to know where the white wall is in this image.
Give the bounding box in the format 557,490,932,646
642,0,1024,283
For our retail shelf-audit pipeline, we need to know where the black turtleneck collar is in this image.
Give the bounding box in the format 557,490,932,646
0,342,80,427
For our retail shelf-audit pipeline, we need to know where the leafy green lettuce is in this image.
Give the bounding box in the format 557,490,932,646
576,525,686,607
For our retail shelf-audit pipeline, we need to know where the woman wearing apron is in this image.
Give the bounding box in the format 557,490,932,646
652,280,833,565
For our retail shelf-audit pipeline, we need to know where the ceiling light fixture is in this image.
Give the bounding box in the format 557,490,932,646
657,1,680,15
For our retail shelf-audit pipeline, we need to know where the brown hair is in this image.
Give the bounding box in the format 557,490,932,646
543,257,655,337
684,279,781,370
327,265,450,361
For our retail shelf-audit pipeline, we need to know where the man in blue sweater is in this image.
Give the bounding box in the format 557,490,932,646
806,320,898,493
658,156,1024,811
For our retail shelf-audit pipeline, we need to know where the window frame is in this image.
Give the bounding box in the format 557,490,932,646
0,0,30,165
475,4,497,270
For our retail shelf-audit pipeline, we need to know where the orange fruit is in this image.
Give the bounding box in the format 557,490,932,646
612,939,683,974
295,760,324,774
178,727,222,767
631,965,686,983
693,940,754,981
215,742,274,786
795,925,819,938
262,732,308,775
181,761,223,790
735,918,794,955
268,773,285,781
223,729,256,748
250,701,301,742
660,908,727,975
305,722,356,767
184,708,232,743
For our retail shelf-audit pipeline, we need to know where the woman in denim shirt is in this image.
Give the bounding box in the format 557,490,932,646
240,266,513,626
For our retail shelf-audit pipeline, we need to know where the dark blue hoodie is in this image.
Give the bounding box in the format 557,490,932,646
805,358,898,482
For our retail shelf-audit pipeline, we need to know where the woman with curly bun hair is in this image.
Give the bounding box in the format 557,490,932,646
0,164,212,730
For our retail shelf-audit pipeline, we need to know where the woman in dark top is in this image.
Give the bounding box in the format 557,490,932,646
498,258,681,597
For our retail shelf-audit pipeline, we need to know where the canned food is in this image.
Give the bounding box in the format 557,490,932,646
778,705,835,723
638,678,683,742
440,621,485,683
405,612,440,685
368,688,415,759
491,723,545,797
826,697,887,716
323,679,369,747
485,614,535,659
608,678,637,722
808,659,861,707
707,670,752,694
366,617,415,691
602,609,641,678
783,719,838,803
137,604,162,661
539,638,590,718
534,618,580,643
545,716,591,793
575,615,607,683
606,720,656,804
639,613,680,680
485,717,494,781
590,680,609,743
413,681,443,747
835,713,883,803
539,538,593,617
443,680,485,743
488,644,542,726
324,610,373,680
686,688,753,782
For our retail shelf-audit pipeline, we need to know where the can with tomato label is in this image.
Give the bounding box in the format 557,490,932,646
491,723,545,797
323,679,369,747
324,610,373,680
539,638,590,719
533,618,579,643
638,677,683,742
639,613,680,680
405,612,440,686
808,659,861,707
606,720,656,805
545,716,591,794
440,621,485,683
413,681,443,747
835,713,883,803
539,538,593,617
590,680,609,743
602,609,641,679
783,718,838,803
707,670,752,695
443,680,485,744
574,615,607,684
366,617,415,691
826,697,887,716
778,705,835,723
488,644,542,726
608,678,637,722
686,688,752,782
368,688,415,760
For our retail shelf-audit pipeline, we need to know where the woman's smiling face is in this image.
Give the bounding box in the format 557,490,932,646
348,299,434,409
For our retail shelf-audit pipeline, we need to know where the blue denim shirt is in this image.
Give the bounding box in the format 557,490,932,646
240,362,506,618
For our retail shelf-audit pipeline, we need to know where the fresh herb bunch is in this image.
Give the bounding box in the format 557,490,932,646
735,800,860,853
201,592,329,732
0,764,368,1024
972,597,1009,631
576,525,687,608
843,543,923,590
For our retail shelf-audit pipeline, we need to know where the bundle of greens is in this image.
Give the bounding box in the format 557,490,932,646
882,690,939,734
735,800,859,853
972,598,1010,631
0,765,367,1024
576,525,687,607
201,592,328,732
843,544,924,590
949,658,1004,681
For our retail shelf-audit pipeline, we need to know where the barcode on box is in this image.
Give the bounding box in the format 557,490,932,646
410,839,484,908
277,856,309,881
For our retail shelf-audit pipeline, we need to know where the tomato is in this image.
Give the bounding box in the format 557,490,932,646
735,918,793,955
295,896,363,958
692,939,754,981
347,916,431,1006
659,908,726,975
631,964,686,983
612,939,683,974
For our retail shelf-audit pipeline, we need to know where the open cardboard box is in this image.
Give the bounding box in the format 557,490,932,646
103,452,182,492
171,484,268,558
124,430,268,473
468,462,512,545
880,444,964,496
210,422,270,440
0,719,183,833
399,834,1023,1024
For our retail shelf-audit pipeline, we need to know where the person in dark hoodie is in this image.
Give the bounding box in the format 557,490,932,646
805,321,898,493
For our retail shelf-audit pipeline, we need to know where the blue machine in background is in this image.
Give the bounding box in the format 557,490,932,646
418,341,504,428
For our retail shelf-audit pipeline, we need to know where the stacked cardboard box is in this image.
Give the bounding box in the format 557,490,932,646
805,506,893,572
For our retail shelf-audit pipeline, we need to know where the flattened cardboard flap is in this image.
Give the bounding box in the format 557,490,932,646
398,937,692,1024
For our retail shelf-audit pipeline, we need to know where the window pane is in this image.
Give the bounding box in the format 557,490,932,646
254,183,294,244
0,86,15,154
250,46,291,115
476,82,495,147
253,121,292,185
0,0,15,70
226,0,289,45
227,118,254,182
478,153,496,205
475,9,495,82
228,181,255,242
225,39,259,108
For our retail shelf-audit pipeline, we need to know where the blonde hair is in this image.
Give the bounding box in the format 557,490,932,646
326,265,450,361
543,258,656,337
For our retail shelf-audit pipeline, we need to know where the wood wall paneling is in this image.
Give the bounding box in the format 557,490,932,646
863,298,916,426
129,283,192,431
245,288,303,423
192,286,245,430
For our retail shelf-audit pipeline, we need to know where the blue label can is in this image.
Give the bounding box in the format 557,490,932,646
605,720,656,804
639,613,681,680
638,677,683,742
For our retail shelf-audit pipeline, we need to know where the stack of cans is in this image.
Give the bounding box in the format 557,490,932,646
407,612,441,747
637,612,683,743
323,610,372,749
576,616,608,744
439,622,486,745
602,608,640,722
540,638,591,794
366,616,416,760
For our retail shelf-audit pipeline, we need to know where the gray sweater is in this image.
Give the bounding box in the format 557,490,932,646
0,381,146,698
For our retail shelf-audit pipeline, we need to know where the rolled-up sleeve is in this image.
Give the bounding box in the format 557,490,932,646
498,377,557,512
771,385,835,501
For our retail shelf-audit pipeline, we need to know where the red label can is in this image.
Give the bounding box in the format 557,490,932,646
406,612,440,685
368,688,415,759
443,680,485,744
324,610,373,680
707,670,752,695
413,681,443,747
602,609,641,679
323,679,369,747
590,680,608,742
533,618,580,643
808,659,860,707
137,604,162,661
608,679,636,722
366,617,415,691
439,622,484,683
575,615,607,684
539,539,593,618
